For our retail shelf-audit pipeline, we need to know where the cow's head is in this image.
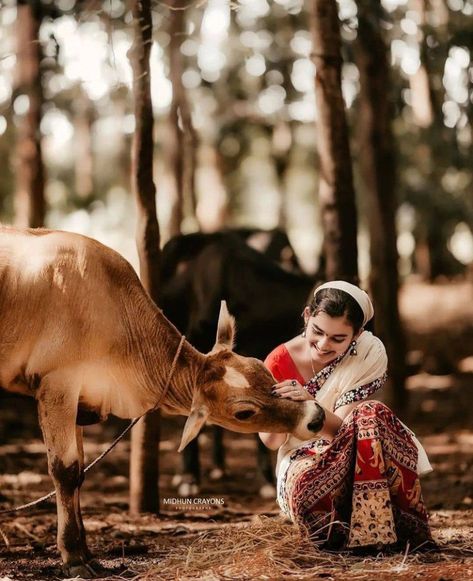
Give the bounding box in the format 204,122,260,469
178,301,325,451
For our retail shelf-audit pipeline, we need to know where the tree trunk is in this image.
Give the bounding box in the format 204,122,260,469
409,0,446,128
272,121,292,230
355,0,407,410
309,0,358,282
196,144,228,231
14,0,46,228
73,91,94,201
409,0,456,280
168,0,198,236
128,0,161,516
129,408,161,515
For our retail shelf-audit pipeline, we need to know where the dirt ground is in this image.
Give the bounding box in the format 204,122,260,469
0,281,472,581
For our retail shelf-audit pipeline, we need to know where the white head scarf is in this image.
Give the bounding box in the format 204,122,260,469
313,280,374,327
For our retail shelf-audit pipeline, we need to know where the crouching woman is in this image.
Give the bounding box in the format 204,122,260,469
259,281,433,550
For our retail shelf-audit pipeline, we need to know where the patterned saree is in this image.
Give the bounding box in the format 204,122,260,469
265,333,433,549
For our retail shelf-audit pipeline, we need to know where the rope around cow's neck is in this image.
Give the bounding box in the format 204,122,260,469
0,334,187,516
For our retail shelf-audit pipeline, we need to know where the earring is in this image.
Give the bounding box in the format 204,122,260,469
301,328,306,338
349,340,357,356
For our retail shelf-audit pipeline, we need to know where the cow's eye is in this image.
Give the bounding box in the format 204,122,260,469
234,409,256,421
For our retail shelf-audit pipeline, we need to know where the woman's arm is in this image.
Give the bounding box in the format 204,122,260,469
334,401,359,422
258,432,287,450
319,406,342,437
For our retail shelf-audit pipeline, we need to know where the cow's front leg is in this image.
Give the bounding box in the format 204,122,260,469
37,380,99,579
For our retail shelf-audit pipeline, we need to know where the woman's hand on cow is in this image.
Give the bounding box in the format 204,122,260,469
271,380,313,401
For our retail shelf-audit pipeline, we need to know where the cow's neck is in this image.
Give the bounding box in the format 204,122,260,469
127,298,203,415
152,320,202,416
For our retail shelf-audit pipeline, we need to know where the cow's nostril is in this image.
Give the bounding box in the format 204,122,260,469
307,419,323,432
307,405,325,433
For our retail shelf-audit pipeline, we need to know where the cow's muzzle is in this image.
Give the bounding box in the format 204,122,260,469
307,402,325,433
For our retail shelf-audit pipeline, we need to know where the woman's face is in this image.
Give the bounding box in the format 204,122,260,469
304,309,358,365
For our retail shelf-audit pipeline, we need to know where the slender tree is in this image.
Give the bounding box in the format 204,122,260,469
272,121,292,230
14,0,46,228
73,91,95,201
308,0,358,282
197,144,228,231
128,0,162,515
408,0,461,279
409,0,447,128
167,2,185,237
354,0,407,408
168,0,198,236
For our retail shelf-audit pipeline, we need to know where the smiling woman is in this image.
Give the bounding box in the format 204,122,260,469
260,281,434,551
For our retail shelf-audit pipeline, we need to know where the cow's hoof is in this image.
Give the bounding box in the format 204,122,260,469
209,467,225,481
87,559,108,575
259,483,276,499
64,562,98,579
178,481,199,496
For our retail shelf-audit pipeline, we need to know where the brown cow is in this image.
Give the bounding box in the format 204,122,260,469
0,226,325,578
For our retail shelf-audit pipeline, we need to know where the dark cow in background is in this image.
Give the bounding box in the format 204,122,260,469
160,227,302,283
159,229,315,496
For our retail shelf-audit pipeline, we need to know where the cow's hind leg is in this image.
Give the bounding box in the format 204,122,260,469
37,377,98,578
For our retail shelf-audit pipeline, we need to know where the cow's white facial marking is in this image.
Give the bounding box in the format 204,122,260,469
223,366,250,389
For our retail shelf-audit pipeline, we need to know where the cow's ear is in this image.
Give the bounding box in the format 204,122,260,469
213,300,235,352
178,404,209,452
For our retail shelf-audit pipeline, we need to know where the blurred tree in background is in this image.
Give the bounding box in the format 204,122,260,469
14,0,46,227
308,0,359,283
0,0,471,275
354,0,407,407
127,0,162,516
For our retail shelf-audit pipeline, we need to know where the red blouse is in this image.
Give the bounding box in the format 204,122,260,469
264,344,306,385
265,342,388,411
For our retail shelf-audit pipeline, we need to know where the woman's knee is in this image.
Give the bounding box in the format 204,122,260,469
354,399,393,415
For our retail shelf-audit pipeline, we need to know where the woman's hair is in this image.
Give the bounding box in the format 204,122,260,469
307,288,365,333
